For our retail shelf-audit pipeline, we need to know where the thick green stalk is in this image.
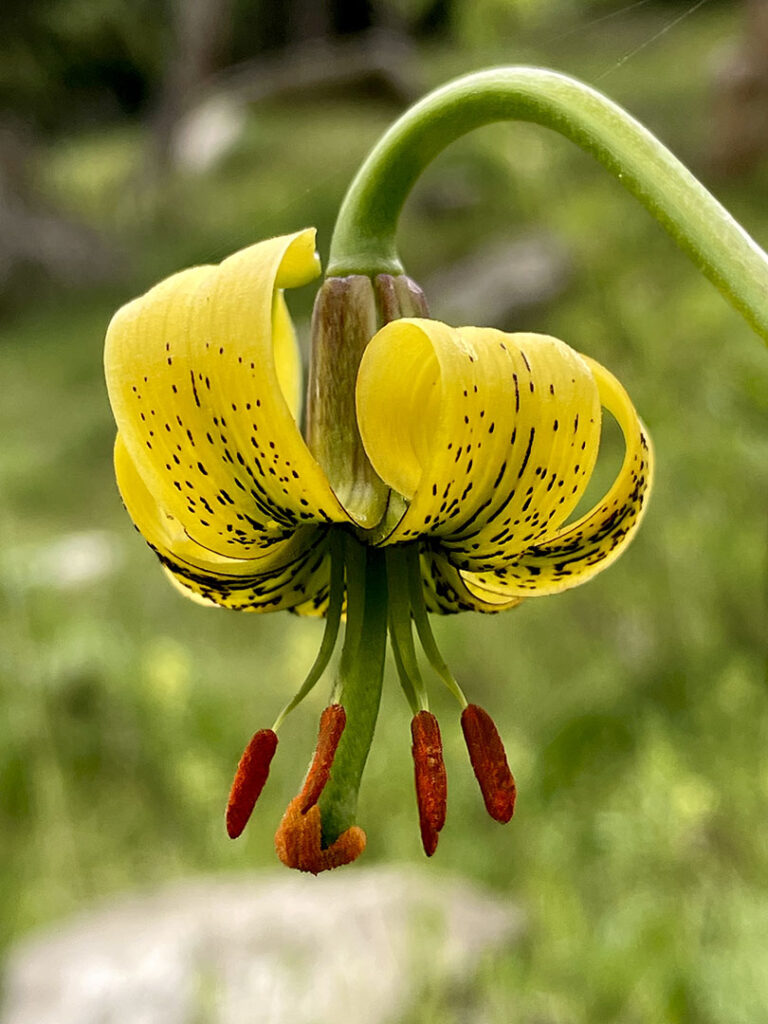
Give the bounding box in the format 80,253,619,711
328,67,768,344
319,533,388,845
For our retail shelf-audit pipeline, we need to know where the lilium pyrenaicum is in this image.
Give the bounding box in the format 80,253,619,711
105,228,652,872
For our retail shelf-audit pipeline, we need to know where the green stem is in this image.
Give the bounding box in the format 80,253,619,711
319,532,388,846
328,67,768,344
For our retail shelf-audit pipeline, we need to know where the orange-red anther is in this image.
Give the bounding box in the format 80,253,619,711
411,710,447,857
299,704,346,814
461,704,516,823
275,796,366,874
226,729,278,839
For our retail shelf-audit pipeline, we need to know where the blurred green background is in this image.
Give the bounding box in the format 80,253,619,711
1,0,767,1021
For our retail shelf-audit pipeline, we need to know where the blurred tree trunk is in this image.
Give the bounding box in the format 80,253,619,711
710,0,768,176
149,0,419,178
294,0,381,40
413,0,455,37
292,0,333,40
151,0,234,170
0,119,116,297
150,0,379,169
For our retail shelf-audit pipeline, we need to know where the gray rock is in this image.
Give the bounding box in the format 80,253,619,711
173,95,247,174
425,233,570,330
1,869,523,1024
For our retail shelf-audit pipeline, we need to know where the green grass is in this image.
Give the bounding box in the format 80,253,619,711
2,5,767,1022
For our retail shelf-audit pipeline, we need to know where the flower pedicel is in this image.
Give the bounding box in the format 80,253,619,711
105,68,768,873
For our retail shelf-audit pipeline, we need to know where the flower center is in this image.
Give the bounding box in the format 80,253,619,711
223,266,519,872
226,529,517,873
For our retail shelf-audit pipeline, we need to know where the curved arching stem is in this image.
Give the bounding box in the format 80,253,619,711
328,67,768,345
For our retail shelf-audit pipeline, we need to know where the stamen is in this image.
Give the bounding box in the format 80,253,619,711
275,797,366,874
406,546,468,708
461,704,516,823
390,622,419,714
387,548,429,712
271,536,345,732
226,729,278,838
411,711,447,856
299,704,346,813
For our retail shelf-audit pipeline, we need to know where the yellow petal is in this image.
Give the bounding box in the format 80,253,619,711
458,357,653,598
272,288,303,421
105,230,350,563
419,550,521,615
356,319,601,550
114,435,330,611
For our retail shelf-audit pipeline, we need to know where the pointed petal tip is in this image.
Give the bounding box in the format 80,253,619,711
273,227,322,288
226,729,279,839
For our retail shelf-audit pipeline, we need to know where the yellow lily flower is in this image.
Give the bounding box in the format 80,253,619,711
105,228,652,873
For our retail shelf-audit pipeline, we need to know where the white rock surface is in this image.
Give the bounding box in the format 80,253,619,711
173,95,247,174
1,869,523,1024
4,530,122,592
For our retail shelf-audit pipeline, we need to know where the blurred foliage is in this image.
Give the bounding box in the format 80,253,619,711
2,0,165,125
3,0,732,127
1,2,768,1023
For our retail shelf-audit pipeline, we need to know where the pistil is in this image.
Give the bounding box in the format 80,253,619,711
275,800,366,874
317,532,389,847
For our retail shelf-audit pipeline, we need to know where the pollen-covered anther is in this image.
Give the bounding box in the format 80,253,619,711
226,728,279,839
411,710,447,856
461,704,516,823
299,704,346,813
274,797,366,874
